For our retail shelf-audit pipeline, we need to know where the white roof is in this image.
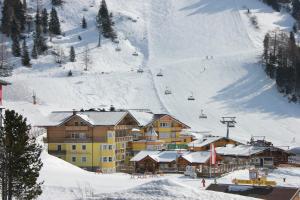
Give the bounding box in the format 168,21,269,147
216,145,267,157
130,151,160,162
188,136,222,147
129,110,154,126
181,151,211,163
40,111,129,126
130,150,188,163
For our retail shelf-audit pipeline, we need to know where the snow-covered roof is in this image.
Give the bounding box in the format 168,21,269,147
130,151,160,162
188,136,223,147
289,147,300,155
41,111,130,126
216,145,267,157
129,110,154,126
130,150,188,163
181,151,211,163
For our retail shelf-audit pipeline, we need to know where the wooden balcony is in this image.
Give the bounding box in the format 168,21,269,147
64,137,93,143
65,126,89,131
116,136,133,142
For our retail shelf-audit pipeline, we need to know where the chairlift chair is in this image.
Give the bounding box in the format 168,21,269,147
199,109,207,119
165,87,172,95
115,46,121,52
132,52,138,56
137,68,144,73
228,122,235,128
156,69,163,77
188,92,195,101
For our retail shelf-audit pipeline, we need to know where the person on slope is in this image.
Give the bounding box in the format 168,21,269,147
201,178,206,187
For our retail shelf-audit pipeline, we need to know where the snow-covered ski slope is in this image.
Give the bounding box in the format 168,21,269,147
3,0,300,147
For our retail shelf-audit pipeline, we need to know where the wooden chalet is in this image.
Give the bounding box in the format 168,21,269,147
188,135,241,151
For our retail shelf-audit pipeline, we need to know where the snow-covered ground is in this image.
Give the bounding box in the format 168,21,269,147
2,0,300,199
38,148,300,199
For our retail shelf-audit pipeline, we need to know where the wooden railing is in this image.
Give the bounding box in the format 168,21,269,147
116,136,133,142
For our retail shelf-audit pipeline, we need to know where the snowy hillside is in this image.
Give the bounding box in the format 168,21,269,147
2,0,300,199
3,0,300,147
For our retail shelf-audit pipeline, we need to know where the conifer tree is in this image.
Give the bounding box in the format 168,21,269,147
11,19,21,57
41,8,49,34
0,110,43,199
82,16,87,29
97,0,116,40
49,8,61,35
70,46,75,62
22,39,31,67
1,0,12,35
33,10,47,55
14,0,26,32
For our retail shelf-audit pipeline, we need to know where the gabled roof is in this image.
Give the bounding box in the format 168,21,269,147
129,110,190,129
188,136,223,148
180,151,211,164
39,111,138,126
216,144,267,157
130,150,188,163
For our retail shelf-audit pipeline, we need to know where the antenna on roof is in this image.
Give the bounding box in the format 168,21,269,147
220,117,236,139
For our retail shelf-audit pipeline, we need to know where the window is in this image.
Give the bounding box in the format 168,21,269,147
57,145,62,151
109,157,112,162
108,132,114,138
71,133,79,139
72,156,76,162
122,154,125,160
82,145,86,151
122,143,125,148
82,157,87,163
102,144,107,150
80,121,85,126
79,133,86,139
103,157,108,162
72,145,76,150
75,122,79,126
108,145,113,150
160,122,170,128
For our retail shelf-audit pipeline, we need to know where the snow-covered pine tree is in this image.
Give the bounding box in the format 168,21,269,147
41,8,49,34
22,39,31,67
70,46,75,62
82,16,87,29
33,9,48,55
49,7,61,35
0,110,43,199
14,0,26,32
97,0,116,40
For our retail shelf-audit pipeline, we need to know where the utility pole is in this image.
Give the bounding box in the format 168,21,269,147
97,22,102,47
220,117,236,139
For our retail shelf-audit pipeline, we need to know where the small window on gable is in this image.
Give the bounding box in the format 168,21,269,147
75,121,79,126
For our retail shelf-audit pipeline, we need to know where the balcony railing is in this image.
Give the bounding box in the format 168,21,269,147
65,126,89,131
116,136,133,142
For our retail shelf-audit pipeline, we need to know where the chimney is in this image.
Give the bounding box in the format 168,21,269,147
72,109,77,115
